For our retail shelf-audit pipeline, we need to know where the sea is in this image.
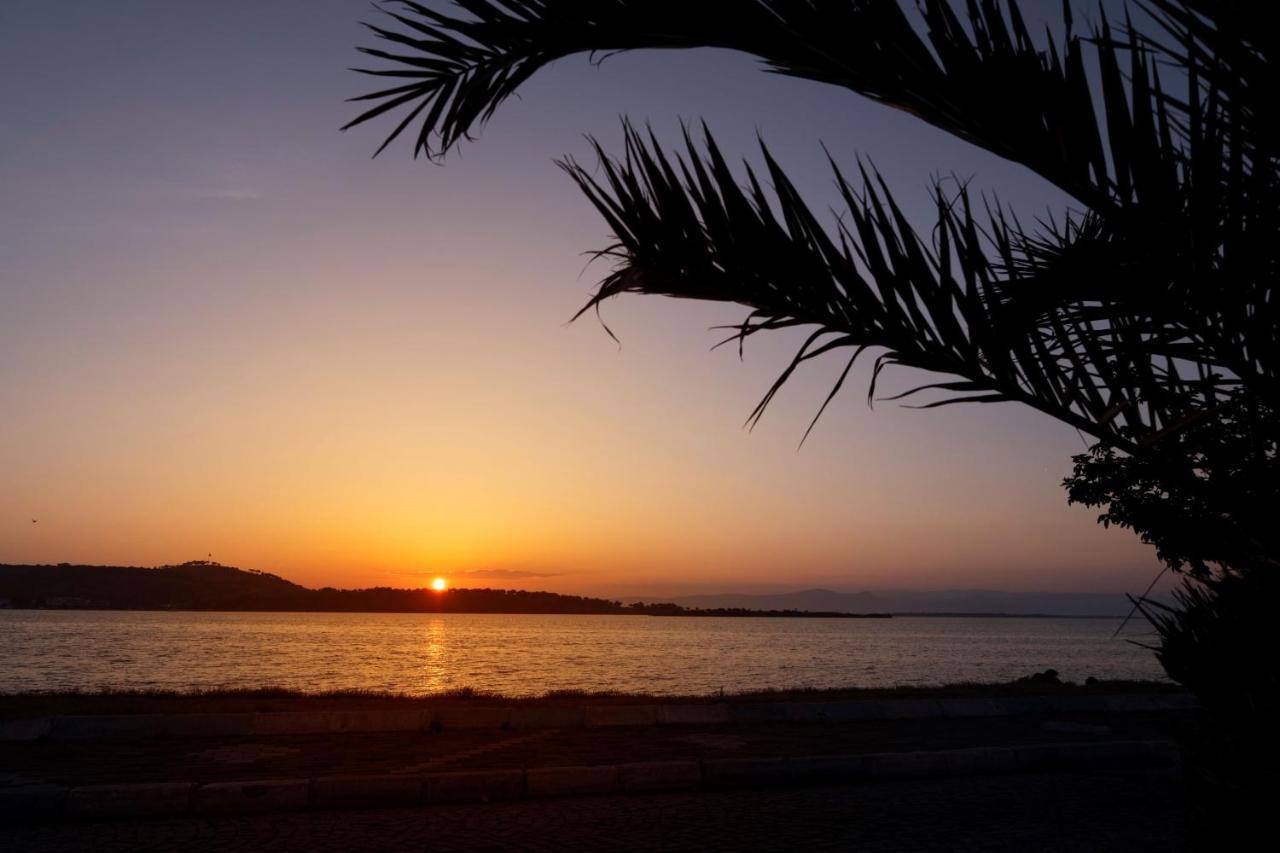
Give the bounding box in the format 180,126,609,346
0,610,1166,696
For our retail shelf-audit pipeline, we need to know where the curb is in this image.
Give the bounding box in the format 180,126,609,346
0,693,1196,742
0,740,1179,823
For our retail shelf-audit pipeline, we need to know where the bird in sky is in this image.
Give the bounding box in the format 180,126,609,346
31,519,37,524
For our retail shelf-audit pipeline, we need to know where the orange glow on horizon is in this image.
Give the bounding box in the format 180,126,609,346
430,577,448,591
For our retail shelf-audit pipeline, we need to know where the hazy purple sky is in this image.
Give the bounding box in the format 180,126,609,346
0,1,1162,596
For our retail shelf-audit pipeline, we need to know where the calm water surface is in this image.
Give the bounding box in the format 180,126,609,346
0,610,1165,695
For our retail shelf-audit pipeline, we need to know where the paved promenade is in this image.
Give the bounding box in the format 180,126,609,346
3,710,1187,787
8,766,1185,852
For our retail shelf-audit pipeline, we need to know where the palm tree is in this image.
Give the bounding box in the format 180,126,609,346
343,2,1277,841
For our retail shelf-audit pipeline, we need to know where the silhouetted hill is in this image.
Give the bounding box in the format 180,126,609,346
0,563,886,617
0,562,308,611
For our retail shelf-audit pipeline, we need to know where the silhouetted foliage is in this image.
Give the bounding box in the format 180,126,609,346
1066,399,1279,579
1129,571,1278,847
1064,401,1278,845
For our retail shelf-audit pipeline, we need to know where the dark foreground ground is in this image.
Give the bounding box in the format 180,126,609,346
7,766,1184,853
2,684,1191,850
2,710,1188,786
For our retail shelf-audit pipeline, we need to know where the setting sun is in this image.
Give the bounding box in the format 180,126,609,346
430,577,448,592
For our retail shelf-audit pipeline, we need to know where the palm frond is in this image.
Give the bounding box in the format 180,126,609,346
560,122,1234,448
346,1,1171,207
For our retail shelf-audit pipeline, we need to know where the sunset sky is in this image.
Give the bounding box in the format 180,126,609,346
0,0,1162,597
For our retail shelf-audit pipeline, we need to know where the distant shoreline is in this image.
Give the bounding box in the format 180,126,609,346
891,612,1125,619
0,562,898,618
0,563,1138,619
0,606,1127,619
0,605,893,618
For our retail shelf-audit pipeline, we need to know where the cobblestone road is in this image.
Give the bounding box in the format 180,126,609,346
7,767,1185,853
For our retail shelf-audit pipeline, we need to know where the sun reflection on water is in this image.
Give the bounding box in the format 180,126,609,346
420,617,451,693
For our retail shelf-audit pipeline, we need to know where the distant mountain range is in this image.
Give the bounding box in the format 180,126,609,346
666,588,1145,617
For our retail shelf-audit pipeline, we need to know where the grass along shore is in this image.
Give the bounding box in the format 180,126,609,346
0,677,1179,719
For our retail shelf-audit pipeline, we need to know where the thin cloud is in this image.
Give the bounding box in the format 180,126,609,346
438,569,565,580
197,188,264,201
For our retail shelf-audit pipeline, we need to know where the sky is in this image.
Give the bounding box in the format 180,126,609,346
0,1,1164,597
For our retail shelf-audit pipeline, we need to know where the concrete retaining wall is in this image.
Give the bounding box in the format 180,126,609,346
527,764,619,797
424,769,524,804
617,760,702,793
65,783,195,819
194,779,310,815
312,775,422,810
0,785,66,820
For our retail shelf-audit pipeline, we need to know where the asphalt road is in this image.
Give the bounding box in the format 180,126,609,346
6,767,1185,853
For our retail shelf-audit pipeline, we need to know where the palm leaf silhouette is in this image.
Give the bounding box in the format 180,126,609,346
344,0,1276,452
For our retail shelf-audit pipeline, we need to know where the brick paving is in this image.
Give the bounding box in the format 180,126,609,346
1,711,1190,788
5,767,1186,852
